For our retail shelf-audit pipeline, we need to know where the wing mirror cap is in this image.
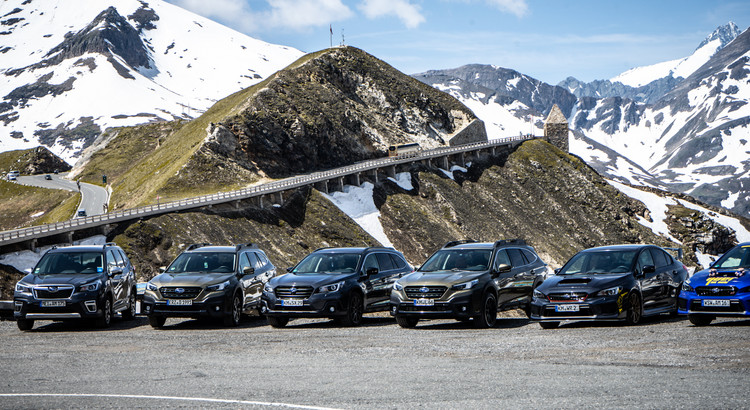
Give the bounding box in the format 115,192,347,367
242,266,255,276
492,263,512,275
363,267,379,277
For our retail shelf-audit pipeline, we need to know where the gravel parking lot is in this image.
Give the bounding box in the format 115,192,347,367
1,313,748,409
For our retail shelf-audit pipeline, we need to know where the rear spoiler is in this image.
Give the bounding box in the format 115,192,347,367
663,247,684,261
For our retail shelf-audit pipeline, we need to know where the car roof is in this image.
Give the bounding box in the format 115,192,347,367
582,244,650,252
185,246,238,253
313,247,396,254
48,245,110,253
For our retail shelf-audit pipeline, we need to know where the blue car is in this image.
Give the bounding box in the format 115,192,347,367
678,242,750,326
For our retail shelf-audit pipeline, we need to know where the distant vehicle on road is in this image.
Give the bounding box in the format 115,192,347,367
44,174,52,180
530,244,688,328
678,242,750,326
388,143,420,157
76,209,87,217
13,243,138,331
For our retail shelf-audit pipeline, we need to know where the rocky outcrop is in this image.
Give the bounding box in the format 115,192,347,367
666,204,738,264
21,146,72,174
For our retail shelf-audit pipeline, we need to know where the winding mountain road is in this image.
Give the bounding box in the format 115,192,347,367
16,174,109,217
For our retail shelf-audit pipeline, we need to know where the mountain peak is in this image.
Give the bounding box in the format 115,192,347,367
696,22,742,51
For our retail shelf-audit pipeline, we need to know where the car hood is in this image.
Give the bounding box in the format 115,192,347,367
688,269,750,287
538,273,630,293
399,271,484,286
151,272,235,287
21,273,101,286
270,273,354,288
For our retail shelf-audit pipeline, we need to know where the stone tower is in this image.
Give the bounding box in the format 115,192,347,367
543,104,569,152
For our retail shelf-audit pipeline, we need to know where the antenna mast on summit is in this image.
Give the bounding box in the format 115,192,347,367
341,29,345,46
329,24,333,48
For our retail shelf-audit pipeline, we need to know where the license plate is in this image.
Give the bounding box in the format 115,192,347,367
281,299,303,307
41,300,66,307
414,299,434,306
702,299,730,307
555,304,580,312
167,299,192,306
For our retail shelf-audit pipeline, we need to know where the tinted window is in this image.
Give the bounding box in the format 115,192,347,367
293,253,361,274
521,249,537,264
650,248,668,268
362,254,380,272
106,249,119,269
34,252,104,275
239,253,253,273
117,249,129,267
494,249,511,269
167,252,237,273
256,252,269,265
421,249,491,272
713,245,750,269
559,250,638,275
376,253,395,271
389,254,408,269
252,252,265,269
508,249,526,267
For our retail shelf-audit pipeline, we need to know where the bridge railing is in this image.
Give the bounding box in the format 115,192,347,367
0,135,533,245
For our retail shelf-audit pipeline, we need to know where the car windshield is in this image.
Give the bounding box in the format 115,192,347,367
34,252,104,275
166,252,236,274
712,245,750,269
559,250,637,275
292,253,361,274
420,249,491,272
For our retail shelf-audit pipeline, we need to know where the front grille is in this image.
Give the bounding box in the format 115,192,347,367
275,286,314,299
159,286,202,299
690,300,744,313
405,286,447,299
547,292,588,303
34,286,74,299
696,286,737,296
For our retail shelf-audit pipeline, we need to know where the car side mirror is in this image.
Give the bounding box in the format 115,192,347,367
24,268,32,274
159,266,166,273
643,265,655,274
494,263,511,274
554,268,561,275
109,267,123,277
243,266,255,276
363,267,378,277
286,267,294,273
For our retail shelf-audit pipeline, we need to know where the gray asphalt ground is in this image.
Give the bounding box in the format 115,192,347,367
16,174,108,216
1,312,748,409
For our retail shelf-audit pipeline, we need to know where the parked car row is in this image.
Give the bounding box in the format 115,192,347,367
13,240,750,331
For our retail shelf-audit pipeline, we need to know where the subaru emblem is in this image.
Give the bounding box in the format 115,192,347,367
419,287,430,293
175,288,184,294
48,286,58,292
290,287,297,294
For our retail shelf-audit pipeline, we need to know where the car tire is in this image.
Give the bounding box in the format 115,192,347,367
338,292,364,327
539,321,559,329
395,315,419,328
121,289,136,321
626,292,642,325
148,315,166,328
472,292,497,329
16,318,34,331
95,298,112,328
223,294,242,327
267,316,289,328
688,314,713,326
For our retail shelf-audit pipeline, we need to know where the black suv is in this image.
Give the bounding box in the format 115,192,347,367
13,243,137,330
390,240,549,328
261,247,412,327
142,243,276,328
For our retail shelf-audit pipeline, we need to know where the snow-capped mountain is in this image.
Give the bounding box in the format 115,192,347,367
0,0,303,163
414,23,750,218
559,22,742,104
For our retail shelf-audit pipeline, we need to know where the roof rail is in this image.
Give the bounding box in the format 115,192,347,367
186,243,212,251
314,247,334,252
443,240,476,248
103,242,116,249
235,242,258,251
364,246,396,252
493,239,526,247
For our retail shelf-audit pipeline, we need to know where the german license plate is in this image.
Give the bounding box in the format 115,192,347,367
282,299,303,307
555,304,579,312
41,300,65,307
167,299,192,306
702,299,730,307
414,299,434,306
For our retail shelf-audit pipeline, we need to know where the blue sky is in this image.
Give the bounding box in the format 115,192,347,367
166,0,750,84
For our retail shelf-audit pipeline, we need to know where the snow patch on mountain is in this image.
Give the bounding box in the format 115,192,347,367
322,182,395,248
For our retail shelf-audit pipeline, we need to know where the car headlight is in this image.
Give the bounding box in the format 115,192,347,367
146,281,158,292
533,289,545,299
318,281,344,293
264,283,274,293
78,281,100,292
206,280,230,292
452,279,479,290
15,282,32,294
682,281,694,292
393,280,404,291
596,286,622,297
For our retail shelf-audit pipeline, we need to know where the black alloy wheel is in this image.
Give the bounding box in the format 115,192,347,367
339,292,364,327
148,315,166,328
95,298,112,328
16,319,34,331
122,290,136,320
267,316,289,328
395,315,419,328
473,292,497,329
626,292,642,325
223,294,242,327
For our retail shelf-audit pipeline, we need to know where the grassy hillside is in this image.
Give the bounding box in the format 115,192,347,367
0,180,79,230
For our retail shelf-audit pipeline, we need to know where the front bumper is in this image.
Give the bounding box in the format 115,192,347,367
141,293,231,318
14,291,105,321
529,296,626,322
678,291,750,317
261,292,348,318
389,291,477,320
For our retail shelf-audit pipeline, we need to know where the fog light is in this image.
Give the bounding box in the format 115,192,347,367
145,305,151,313
84,300,97,313
461,306,467,312
392,306,397,313
329,306,335,313
14,302,22,312
215,306,221,311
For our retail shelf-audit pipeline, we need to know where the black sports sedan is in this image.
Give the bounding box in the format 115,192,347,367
530,244,687,329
